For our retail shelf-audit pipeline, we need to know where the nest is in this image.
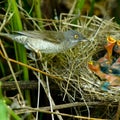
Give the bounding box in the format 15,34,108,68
1,12,120,119
44,15,120,102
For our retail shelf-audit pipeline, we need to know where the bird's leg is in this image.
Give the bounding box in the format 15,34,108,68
25,41,42,60
24,41,38,53
25,41,43,70
34,50,43,69
36,50,42,61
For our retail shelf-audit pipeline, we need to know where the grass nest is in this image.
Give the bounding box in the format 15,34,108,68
44,15,120,102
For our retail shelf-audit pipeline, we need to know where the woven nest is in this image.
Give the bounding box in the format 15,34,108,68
44,15,120,102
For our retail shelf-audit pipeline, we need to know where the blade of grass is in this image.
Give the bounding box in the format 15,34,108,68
74,0,85,14
7,0,31,111
0,82,21,120
34,0,43,27
0,60,5,76
88,0,95,16
73,0,85,25
0,82,9,120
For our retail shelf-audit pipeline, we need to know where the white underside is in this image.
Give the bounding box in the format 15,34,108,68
26,39,63,53
14,36,78,53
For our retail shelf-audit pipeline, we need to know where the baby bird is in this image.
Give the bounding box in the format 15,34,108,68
97,36,116,74
109,57,120,76
88,61,120,87
114,40,120,54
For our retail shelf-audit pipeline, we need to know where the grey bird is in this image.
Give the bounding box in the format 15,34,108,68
0,30,88,53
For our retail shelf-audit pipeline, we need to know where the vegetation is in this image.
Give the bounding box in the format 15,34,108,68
0,0,120,120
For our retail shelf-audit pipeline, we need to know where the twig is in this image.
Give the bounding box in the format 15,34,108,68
39,101,117,111
15,106,107,120
0,49,63,81
34,71,63,120
1,81,38,90
0,70,23,81
0,40,24,104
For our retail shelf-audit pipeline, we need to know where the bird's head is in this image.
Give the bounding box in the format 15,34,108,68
63,30,88,47
88,61,100,73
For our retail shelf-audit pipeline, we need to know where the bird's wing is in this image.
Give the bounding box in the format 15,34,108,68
13,31,65,44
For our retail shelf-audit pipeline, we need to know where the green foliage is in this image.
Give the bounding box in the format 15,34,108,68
74,0,85,13
7,0,30,118
88,0,95,16
0,82,21,120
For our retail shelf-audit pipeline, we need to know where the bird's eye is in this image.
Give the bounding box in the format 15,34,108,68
74,34,79,39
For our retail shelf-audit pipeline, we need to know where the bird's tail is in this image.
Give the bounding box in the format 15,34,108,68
0,32,27,45
0,33,17,41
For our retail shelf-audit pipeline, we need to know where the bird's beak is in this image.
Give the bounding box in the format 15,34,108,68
82,38,89,42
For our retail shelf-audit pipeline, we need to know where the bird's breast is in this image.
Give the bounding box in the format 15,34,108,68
25,38,64,53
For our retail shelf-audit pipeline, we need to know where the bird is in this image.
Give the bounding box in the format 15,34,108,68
109,40,120,76
88,61,107,79
97,54,111,74
113,40,120,54
88,37,120,90
104,36,116,62
88,61,120,87
97,36,116,73
101,81,110,91
109,57,120,76
0,30,88,53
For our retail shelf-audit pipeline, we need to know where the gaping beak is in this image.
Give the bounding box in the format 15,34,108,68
105,36,116,61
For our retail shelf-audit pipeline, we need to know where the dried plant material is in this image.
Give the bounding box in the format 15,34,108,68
45,15,120,102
